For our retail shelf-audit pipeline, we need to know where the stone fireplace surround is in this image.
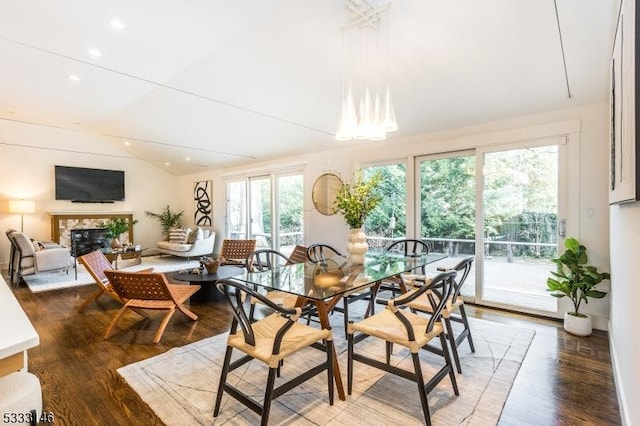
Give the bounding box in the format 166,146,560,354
49,212,134,248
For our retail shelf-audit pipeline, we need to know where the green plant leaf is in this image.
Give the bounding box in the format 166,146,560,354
333,171,383,229
100,217,137,239
145,205,184,236
546,236,609,315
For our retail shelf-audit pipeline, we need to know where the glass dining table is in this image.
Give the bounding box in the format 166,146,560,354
235,250,448,401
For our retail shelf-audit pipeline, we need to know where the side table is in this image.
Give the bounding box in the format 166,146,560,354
171,265,245,303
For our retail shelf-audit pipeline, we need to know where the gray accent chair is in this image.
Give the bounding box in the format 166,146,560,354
11,231,71,285
5,229,19,278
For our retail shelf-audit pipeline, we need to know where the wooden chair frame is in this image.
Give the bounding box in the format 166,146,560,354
220,239,257,266
306,243,341,264
410,256,475,373
347,271,458,426
246,248,289,272
245,249,315,323
103,270,200,343
286,244,308,265
380,239,431,296
214,278,334,426
77,250,153,313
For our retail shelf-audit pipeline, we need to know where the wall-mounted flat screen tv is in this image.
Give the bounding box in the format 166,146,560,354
55,165,125,203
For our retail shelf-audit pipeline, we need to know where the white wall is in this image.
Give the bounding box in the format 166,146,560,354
609,205,640,426
0,120,180,265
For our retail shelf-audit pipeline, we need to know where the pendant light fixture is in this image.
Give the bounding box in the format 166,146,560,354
336,0,397,141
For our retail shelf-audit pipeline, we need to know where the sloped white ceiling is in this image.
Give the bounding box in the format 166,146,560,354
0,0,619,175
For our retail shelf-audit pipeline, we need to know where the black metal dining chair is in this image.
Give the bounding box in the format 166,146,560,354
214,278,335,426
347,270,459,426
405,256,475,373
378,238,431,296
245,249,297,322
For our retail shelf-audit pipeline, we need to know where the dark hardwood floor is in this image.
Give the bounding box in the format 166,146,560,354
6,273,620,425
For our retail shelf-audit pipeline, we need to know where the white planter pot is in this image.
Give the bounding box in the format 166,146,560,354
564,312,592,336
346,227,368,264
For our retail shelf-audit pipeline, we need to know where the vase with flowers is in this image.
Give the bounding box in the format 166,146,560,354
333,171,382,264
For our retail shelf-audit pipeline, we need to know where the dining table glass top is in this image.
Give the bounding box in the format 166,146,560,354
236,251,448,301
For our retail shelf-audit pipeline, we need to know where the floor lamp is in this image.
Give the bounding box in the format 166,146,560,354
9,200,36,232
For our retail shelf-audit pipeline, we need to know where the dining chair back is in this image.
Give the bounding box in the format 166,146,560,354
245,249,289,272
381,238,431,296
220,239,257,266
307,242,377,335
245,249,300,321
213,278,334,425
307,243,342,263
347,270,458,426
384,238,430,258
408,256,475,373
103,270,200,343
286,244,309,265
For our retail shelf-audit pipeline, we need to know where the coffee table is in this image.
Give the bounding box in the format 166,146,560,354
171,265,245,303
102,248,144,269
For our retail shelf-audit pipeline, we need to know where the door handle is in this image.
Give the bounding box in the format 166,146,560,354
558,219,566,237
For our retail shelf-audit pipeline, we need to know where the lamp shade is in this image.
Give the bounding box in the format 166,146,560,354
9,200,36,214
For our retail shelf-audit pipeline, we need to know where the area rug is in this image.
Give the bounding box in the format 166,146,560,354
118,317,535,425
22,255,200,293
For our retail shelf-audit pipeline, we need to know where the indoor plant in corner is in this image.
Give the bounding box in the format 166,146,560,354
546,237,610,336
333,171,382,264
145,205,184,237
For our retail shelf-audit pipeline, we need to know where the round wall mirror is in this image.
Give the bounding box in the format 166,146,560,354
312,173,343,216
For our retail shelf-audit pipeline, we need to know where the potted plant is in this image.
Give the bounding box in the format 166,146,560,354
145,205,184,236
546,237,610,336
333,171,382,264
101,217,138,249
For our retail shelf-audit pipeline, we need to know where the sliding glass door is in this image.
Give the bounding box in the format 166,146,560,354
480,144,559,312
249,176,272,248
226,170,304,255
416,151,477,298
416,140,563,314
276,173,304,256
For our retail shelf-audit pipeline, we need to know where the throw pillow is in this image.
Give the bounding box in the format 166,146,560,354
187,227,204,244
187,227,197,244
168,228,189,244
194,226,204,241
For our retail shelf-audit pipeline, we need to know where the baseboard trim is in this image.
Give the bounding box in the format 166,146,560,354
609,319,630,426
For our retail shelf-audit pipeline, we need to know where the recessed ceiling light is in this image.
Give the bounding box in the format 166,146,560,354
68,74,80,81
110,19,125,30
186,157,191,161
164,162,170,166
88,48,102,57
124,141,130,146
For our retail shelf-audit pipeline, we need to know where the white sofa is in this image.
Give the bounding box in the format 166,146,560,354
156,227,215,259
